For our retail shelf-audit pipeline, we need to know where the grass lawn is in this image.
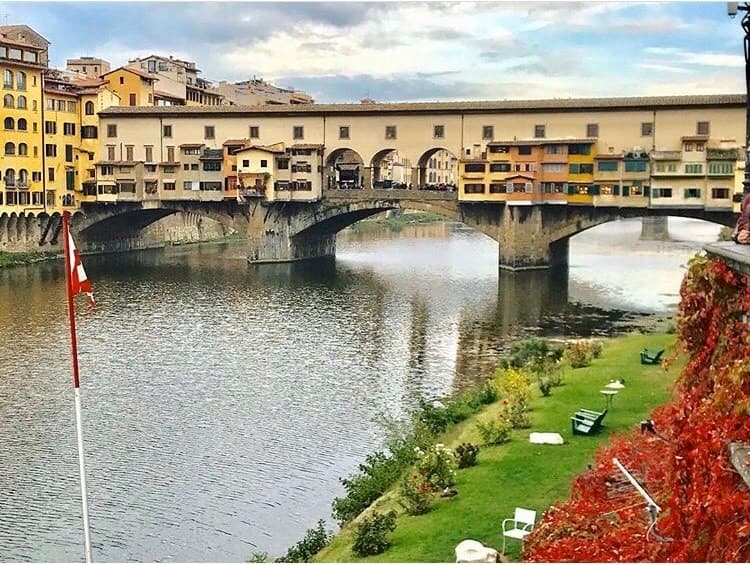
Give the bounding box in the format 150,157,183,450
314,332,682,563
0,251,58,268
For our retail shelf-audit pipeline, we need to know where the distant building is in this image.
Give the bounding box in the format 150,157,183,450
101,66,157,106
126,54,222,106
215,78,313,106
66,56,110,79
425,149,457,186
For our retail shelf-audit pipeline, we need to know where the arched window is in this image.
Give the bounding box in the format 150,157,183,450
4,142,15,155
16,71,26,90
4,169,15,187
85,100,94,115
3,69,12,89
18,143,27,156
17,95,26,109
3,94,14,108
4,117,14,130
18,169,28,187
17,118,26,131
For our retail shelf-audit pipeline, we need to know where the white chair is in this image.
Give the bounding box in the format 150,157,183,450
501,507,536,555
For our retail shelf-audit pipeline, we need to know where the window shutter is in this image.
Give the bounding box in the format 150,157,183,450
614,185,620,196
643,186,650,197
506,182,513,193
525,182,532,193
591,184,600,196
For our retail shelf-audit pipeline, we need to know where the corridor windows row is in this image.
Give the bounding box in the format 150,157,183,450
2,69,29,90
3,93,29,108
4,117,30,130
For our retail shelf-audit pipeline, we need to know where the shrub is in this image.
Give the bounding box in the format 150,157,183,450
454,442,480,468
415,444,458,490
248,552,268,563
416,401,450,434
590,340,604,359
495,367,532,410
545,363,564,387
563,341,594,368
501,399,531,429
501,338,564,370
539,377,552,397
476,416,512,445
275,520,331,562
398,473,433,515
352,511,398,557
476,381,499,404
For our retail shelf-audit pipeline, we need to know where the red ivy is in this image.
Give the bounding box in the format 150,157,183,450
524,256,750,562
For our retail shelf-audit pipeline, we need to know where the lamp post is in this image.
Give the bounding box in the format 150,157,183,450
729,2,750,193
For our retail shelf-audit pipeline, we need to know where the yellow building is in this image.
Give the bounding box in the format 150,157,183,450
101,66,156,106
0,24,49,213
565,140,596,205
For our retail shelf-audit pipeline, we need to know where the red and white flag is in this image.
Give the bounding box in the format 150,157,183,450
67,229,95,309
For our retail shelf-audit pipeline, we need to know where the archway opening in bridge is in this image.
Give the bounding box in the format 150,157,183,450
370,149,412,190
416,147,459,192
325,148,365,190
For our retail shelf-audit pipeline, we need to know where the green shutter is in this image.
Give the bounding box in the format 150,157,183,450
643,186,650,197
622,186,630,197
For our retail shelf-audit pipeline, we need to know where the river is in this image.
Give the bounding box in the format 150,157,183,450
0,217,719,562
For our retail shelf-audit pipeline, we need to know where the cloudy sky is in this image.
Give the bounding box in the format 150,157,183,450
1,1,745,103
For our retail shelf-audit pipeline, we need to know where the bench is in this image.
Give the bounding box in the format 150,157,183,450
571,408,607,435
640,348,665,365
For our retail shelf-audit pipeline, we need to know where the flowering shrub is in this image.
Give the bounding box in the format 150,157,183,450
524,256,750,562
476,416,512,446
415,444,458,490
398,473,433,515
538,377,553,397
563,341,594,368
501,398,531,429
454,442,480,468
495,367,532,410
352,510,398,557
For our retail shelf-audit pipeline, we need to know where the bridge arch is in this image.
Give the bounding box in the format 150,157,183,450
324,147,365,191
415,147,459,191
368,148,413,190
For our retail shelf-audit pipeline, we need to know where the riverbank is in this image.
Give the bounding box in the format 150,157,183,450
347,212,444,232
314,331,681,562
0,250,60,269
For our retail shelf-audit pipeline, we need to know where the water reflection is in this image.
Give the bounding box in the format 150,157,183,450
0,219,709,562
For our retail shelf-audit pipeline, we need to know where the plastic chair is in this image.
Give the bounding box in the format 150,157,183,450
501,507,536,555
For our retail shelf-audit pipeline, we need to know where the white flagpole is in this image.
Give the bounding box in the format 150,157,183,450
62,211,94,563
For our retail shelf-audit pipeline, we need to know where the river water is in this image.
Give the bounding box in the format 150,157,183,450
0,217,719,562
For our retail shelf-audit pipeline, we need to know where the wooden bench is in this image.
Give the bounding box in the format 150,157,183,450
571,408,607,435
640,348,665,365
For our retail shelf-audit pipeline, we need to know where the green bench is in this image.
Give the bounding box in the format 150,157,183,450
571,408,607,435
640,348,665,365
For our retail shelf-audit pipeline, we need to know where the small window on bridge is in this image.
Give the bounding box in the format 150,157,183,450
534,124,545,138
249,126,259,138
696,121,710,136
641,122,653,136
385,125,397,139
586,123,599,138
339,126,349,139
293,126,304,139
712,188,730,199
433,125,444,138
482,125,494,140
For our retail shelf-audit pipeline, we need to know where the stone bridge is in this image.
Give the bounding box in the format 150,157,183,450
0,191,738,270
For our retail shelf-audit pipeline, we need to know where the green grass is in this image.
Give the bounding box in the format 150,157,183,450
350,212,444,232
0,250,59,268
315,332,681,563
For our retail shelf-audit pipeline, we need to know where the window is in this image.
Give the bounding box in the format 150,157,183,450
463,183,485,193
107,124,117,137
3,69,12,88
56,100,65,111
15,71,26,90
277,158,289,170
249,126,259,138
545,144,563,154
32,171,41,182
45,144,57,157
464,163,486,173
696,143,704,152
597,160,618,172
167,146,175,162
586,123,599,138
3,169,14,187
684,143,693,152
182,147,200,155
164,166,176,173
163,125,173,137
684,188,701,199
128,93,136,106
202,161,221,171
18,143,27,156
260,159,268,167
568,143,591,155
85,101,95,115
67,101,76,113
145,165,157,173
63,123,76,135
708,162,733,175
118,182,135,193
482,125,494,140
712,187,730,199
241,159,250,167
489,145,509,153
517,146,532,155
191,164,198,171
385,125,397,139
624,160,647,172
8,48,21,60
542,163,564,173
32,121,37,133
119,76,124,85
204,125,215,139
489,183,507,193
534,124,545,138
4,142,14,155
145,146,153,162
183,163,190,171
163,182,176,191
434,125,444,138
339,126,350,139
696,121,710,135
107,145,115,160
66,170,75,190
569,163,593,174
641,122,653,136
184,181,193,191
48,167,55,182
126,145,134,161
293,125,304,139
100,165,114,175
65,145,73,162
16,95,26,109
44,121,56,134
685,163,703,174
3,117,13,129
3,93,12,108
490,163,511,172
652,188,672,198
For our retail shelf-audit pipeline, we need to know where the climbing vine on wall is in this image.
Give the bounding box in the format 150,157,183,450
523,255,750,562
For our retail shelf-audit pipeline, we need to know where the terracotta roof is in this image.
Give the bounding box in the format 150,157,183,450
154,90,184,100
72,78,107,88
505,174,535,180
159,161,180,166
594,153,624,159
0,24,50,46
488,137,597,146
222,138,250,146
292,143,324,149
99,94,746,117
681,135,710,142
235,144,285,154
102,66,156,82
179,143,204,148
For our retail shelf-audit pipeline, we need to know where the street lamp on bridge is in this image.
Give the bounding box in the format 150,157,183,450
729,2,750,195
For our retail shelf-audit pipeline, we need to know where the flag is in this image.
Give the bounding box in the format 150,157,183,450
67,228,95,309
